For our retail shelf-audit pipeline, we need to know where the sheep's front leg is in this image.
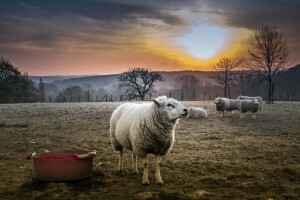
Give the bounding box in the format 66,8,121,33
155,155,164,184
240,111,244,118
142,156,149,185
132,152,138,174
118,150,123,172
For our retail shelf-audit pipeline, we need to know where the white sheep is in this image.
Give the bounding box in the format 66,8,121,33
110,96,188,185
240,99,260,119
187,107,207,119
228,99,242,115
237,95,263,112
214,97,230,117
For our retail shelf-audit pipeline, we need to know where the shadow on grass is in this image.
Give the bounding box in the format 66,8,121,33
20,170,105,193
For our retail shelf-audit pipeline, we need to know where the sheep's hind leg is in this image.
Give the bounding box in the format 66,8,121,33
132,152,138,174
118,150,123,172
155,155,164,184
142,156,149,185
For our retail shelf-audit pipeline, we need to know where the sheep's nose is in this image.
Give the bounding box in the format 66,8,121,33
183,108,188,113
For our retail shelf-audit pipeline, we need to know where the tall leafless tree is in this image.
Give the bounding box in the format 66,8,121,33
210,57,241,98
173,74,201,100
118,68,164,101
247,24,289,103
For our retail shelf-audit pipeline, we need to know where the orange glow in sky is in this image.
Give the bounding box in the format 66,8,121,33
0,0,298,75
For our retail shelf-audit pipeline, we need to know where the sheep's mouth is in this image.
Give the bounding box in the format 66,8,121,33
181,113,188,117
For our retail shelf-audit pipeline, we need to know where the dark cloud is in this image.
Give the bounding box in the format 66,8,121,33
0,0,194,50
201,0,299,29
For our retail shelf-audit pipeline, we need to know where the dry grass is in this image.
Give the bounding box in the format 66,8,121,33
0,101,299,199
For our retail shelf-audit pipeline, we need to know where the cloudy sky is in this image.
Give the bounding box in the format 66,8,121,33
0,0,299,75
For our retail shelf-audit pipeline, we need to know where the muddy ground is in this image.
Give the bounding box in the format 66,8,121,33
0,101,299,200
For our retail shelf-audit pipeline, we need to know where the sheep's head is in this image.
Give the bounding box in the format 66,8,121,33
152,96,188,121
214,97,221,104
253,99,260,105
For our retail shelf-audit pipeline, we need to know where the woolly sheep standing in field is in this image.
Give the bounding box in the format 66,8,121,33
240,99,260,119
187,107,207,119
237,95,263,112
214,97,230,117
110,96,188,185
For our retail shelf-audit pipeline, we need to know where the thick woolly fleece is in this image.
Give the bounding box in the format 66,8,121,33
237,95,262,111
110,97,184,158
240,99,260,113
215,97,230,113
187,107,207,119
229,99,242,112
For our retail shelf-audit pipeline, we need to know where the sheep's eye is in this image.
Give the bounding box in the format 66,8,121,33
167,104,175,108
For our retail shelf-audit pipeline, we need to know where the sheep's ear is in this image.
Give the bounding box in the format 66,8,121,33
152,99,161,107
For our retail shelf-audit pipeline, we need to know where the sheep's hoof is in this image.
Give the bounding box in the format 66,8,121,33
142,180,150,186
156,180,164,185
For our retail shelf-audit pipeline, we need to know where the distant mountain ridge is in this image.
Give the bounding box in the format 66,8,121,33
29,70,217,90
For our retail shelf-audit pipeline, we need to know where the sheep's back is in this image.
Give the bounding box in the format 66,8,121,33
229,99,241,110
111,103,152,151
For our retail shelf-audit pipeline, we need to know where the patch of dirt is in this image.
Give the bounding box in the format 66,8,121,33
0,101,299,199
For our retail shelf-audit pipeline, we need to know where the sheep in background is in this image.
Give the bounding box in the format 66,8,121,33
240,99,260,119
237,95,263,112
228,99,242,115
187,107,208,119
110,96,188,185
214,97,230,117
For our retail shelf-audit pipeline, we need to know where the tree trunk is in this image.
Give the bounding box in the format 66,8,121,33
224,83,227,98
267,79,272,104
271,82,275,103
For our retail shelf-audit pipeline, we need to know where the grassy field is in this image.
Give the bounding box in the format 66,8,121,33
0,101,299,200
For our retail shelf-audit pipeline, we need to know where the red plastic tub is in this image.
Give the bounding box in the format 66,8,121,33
27,149,96,181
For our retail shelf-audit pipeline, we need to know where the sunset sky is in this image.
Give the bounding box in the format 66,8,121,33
0,0,299,75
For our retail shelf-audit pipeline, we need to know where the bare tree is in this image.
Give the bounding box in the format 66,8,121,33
118,68,164,101
210,57,241,98
173,74,201,100
247,24,289,103
82,83,92,102
64,85,83,102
